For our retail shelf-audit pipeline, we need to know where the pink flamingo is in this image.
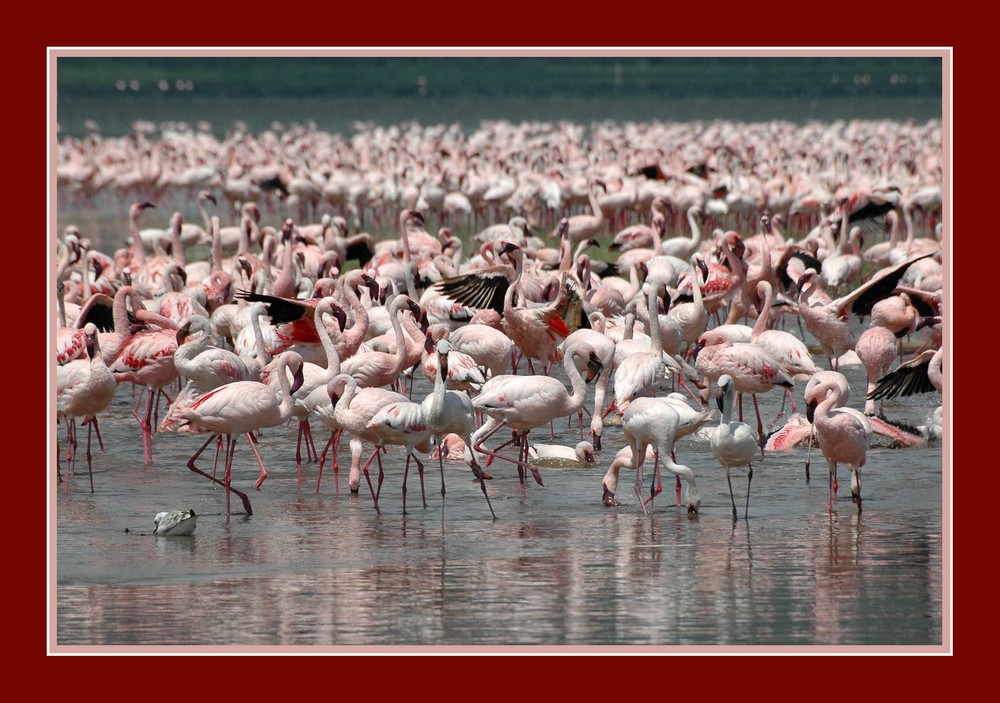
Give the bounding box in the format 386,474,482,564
471,337,604,486
694,328,794,455
339,295,422,390
806,377,872,513
420,340,495,518
752,280,817,413
855,325,898,416
56,323,116,491
109,313,180,465
364,401,434,514
324,373,409,514
621,397,701,514
179,350,305,516
600,445,656,507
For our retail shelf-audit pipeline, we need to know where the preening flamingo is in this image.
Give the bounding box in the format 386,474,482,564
806,377,872,513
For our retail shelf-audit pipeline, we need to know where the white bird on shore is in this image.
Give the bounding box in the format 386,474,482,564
528,441,596,466
153,509,197,536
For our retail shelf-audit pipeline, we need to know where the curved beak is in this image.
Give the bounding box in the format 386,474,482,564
602,483,619,507
290,363,305,394
203,193,217,206
697,257,709,282
806,399,817,424
238,258,253,281
439,352,449,379
176,320,193,345
406,299,423,319
362,274,380,302
85,332,96,359
586,352,603,383
330,303,348,332
176,266,188,285
715,391,724,413
424,332,434,354
140,202,156,210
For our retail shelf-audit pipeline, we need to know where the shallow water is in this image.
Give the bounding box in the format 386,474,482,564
53,358,945,649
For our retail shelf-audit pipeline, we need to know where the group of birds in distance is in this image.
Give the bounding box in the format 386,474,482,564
55,117,944,528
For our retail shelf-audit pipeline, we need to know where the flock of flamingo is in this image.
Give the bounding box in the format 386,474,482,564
55,117,945,521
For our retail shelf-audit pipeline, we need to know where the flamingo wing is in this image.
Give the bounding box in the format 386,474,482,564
432,266,511,313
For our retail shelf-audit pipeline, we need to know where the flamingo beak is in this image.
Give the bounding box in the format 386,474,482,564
85,333,96,359
205,194,217,206
290,364,305,394
424,333,434,354
176,321,192,345
592,431,602,451
716,391,724,413
586,353,603,382
697,257,709,281
602,483,618,507
140,202,156,210
439,354,449,379
585,451,595,463
331,304,348,332
363,275,380,302
806,399,817,424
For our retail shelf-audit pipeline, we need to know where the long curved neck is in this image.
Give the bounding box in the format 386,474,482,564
274,357,296,419
562,347,590,411
388,299,410,373
644,286,663,356
81,247,93,299
176,324,211,363
687,208,702,246
503,251,524,315
398,212,413,265
199,197,212,233
652,215,664,254
129,208,146,267
251,306,272,364
210,216,223,272
172,217,186,266
721,385,736,424
113,286,135,339
315,301,341,375
339,278,369,355
814,385,840,423
587,187,604,226
752,283,772,339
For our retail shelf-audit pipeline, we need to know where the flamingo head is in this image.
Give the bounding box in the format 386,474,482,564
360,273,380,302
199,191,217,206
83,323,98,358
585,351,603,383
327,301,347,332
176,319,194,345
496,240,520,259
436,339,451,376
602,481,619,507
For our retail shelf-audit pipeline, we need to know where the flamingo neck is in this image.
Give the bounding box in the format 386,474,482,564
315,302,341,375
751,284,772,339
251,307,272,365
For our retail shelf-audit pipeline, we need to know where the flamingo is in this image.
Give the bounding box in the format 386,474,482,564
610,282,673,415
340,295,422,390
621,397,701,515
56,323,116,492
471,338,604,486
109,313,180,465
420,340,495,518
752,280,817,413
805,377,872,513
173,315,254,392
325,373,409,511
693,328,794,455
364,401,434,514
600,445,656,507
179,350,305,516
855,325,898,416
711,375,759,520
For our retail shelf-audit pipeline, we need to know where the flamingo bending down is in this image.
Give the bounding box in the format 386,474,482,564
621,397,701,515
806,377,872,513
179,351,305,516
600,445,656,506
711,375,759,520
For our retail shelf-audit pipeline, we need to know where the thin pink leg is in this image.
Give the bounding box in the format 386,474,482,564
752,394,765,459
413,454,428,509
245,432,269,490
359,446,381,515
316,431,335,493
142,388,154,465
187,433,253,516
84,418,95,493
91,417,105,451
401,454,410,514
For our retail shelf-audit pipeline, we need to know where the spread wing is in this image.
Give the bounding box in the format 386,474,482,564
432,266,511,314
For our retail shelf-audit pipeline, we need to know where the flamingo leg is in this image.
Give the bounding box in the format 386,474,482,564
359,446,381,515
633,448,648,516
304,421,318,463
141,388,154,465
245,432,269,490
827,459,837,512
751,394,765,459
187,433,253,516
851,464,862,514
84,417,95,493
726,468,738,521
745,463,753,520
469,455,496,520
212,435,222,479
437,440,447,498
90,416,105,452
317,431,335,494
401,454,410,515
521,433,544,486
375,447,386,504
413,454,428,509
473,421,537,479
